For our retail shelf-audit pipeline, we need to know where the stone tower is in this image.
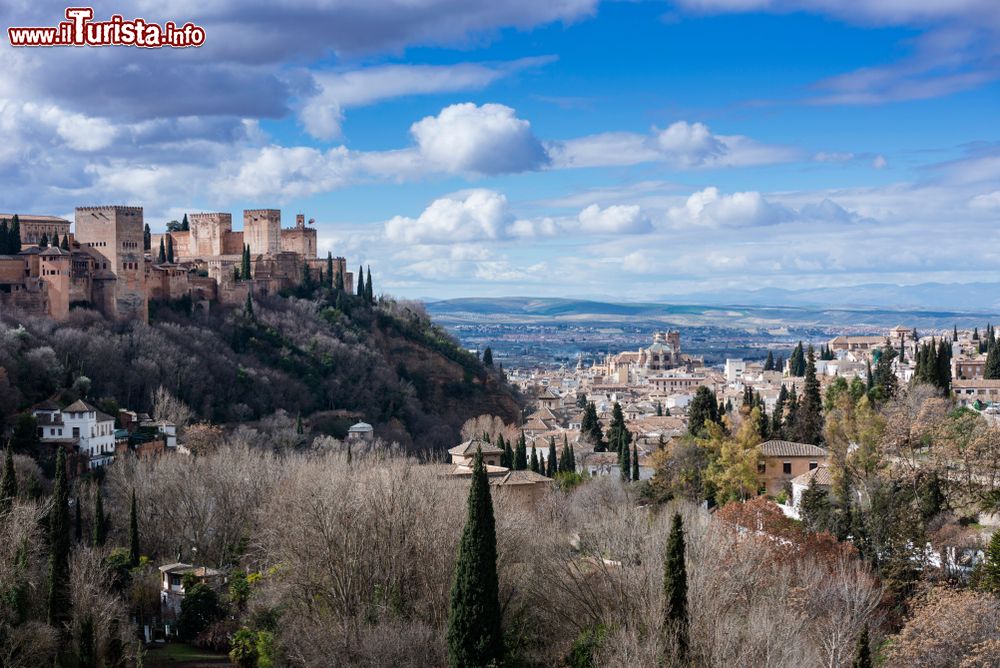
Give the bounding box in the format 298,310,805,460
243,209,281,256
189,212,233,257
74,206,148,322
39,247,71,321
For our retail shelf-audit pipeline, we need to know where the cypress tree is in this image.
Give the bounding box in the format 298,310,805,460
569,443,576,470
514,432,527,470
499,435,512,469
546,437,557,477
789,341,806,376
631,443,640,481
953,325,959,342
663,512,688,658
143,223,151,250
581,402,604,450
0,218,8,254
619,436,631,481
157,238,166,263
47,447,71,626
92,487,106,546
52,232,60,248
447,447,504,667
245,293,254,319
796,346,824,445
335,264,344,291
39,231,49,248
852,625,872,668
366,265,374,304
529,445,540,473
61,234,69,251
764,350,775,371
10,214,21,252
482,347,494,367
128,489,140,566
984,337,1000,379
166,234,175,263
772,385,787,438
357,264,365,297
326,252,334,288
0,446,16,514
78,614,96,668
936,338,952,392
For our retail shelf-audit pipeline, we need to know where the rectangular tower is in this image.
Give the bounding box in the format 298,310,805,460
189,212,233,258
74,206,147,322
243,209,281,256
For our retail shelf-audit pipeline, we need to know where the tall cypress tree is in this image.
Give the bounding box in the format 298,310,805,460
0,446,16,514
852,625,872,668
335,264,344,291
143,223,151,250
795,346,824,445
631,443,640,482
47,447,71,626
365,265,374,304
157,238,166,263
764,350,775,371
92,487,107,546
326,252,334,288
984,337,1000,379
10,214,21,252
529,445,540,473
482,347,494,367
619,436,631,481
128,489,140,566
52,232,60,249
546,437,557,477
357,264,365,297
60,233,70,251
447,447,504,667
166,235,175,263
663,512,688,658
514,432,527,470
39,232,49,248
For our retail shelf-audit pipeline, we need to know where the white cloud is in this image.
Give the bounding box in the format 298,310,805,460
213,145,356,200
576,204,652,234
410,103,549,175
667,187,792,228
872,154,887,169
547,121,799,169
384,189,512,244
301,57,555,140
970,190,1000,209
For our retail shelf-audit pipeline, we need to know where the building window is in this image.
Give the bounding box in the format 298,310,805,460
757,462,766,474
72,427,79,438
809,461,818,470
782,461,792,475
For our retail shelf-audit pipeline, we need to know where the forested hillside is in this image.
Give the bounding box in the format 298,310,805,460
0,289,520,451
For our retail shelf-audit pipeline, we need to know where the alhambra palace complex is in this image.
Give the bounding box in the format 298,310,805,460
0,207,353,321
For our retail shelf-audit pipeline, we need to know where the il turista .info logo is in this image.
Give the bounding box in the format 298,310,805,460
8,7,206,48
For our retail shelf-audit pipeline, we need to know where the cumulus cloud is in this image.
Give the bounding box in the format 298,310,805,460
577,204,652,234
410,103,549,175
384,189,512,244
667,187,792,228
547,121,798,169
872,154,888,169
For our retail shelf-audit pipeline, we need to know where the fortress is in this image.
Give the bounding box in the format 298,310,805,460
0,206,352,322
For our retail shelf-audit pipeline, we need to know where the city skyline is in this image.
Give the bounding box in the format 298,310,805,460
2,0,998,299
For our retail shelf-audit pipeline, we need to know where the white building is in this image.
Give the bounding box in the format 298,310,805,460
33,399,116,469
725,359,746,383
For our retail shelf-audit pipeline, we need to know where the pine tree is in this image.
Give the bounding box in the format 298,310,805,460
157,237,166,263
92,487,106,546
357,264,365,297
631,443,640,481
764,350,775,371
482,347,494,367
143,223,151,250
514,432,528,470
851,625,872,668
166,234,175,263
365,265,374,304
546,437,557,477
0,446,16,514
128,489,140,566
663,512,688,658
688,386,719,437
326,252,334,288
447,447,504,667
47,447,71,626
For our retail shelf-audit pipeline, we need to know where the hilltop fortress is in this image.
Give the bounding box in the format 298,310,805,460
0,206,352,322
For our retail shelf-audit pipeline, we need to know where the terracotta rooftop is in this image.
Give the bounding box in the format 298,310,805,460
448,439,504,457
759,440,828,458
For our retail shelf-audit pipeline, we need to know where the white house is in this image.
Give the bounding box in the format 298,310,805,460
725,359,746,384
33,399,116,469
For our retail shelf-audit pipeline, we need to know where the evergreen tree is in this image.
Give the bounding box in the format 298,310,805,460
296,412,304,435
529,445,540,473
953,325,959,342
482,347,494,367
619,436,631,481
128,489,140,566
365,265,374,304
871,344,899,403
10,214,21,252
936,338,951,392
581,402,604,450
245,293,254,320
568,443,576,471
688,386,719,437
795,346,824,445
851,625,872,668
799,476,831,532
241,245,252,280
52,232,60,249
77,614,96,668
157,237,166,263
764,350,775,371
47,447,71,626
39,232,49,248
514,432,528,470
976,529,1000,593
607,402,631,454
335,264,344,291
60,234,69,251
663,512,689,658
546,437,557,477
0,446,16,514
447,448,504,667
984,337,1000,379
656,401,663,416
788,341,806,376
631,443,640,482
92,487,107,546
499,435,512,469
181,213,190,231
166,234,175,263
326,252,334,288
357,264,365,297
143,223,151,250
0,219,8,254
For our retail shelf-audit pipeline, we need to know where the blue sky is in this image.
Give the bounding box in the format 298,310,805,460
2,0,999,299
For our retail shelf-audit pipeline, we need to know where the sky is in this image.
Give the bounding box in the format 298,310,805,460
1,0,999,300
